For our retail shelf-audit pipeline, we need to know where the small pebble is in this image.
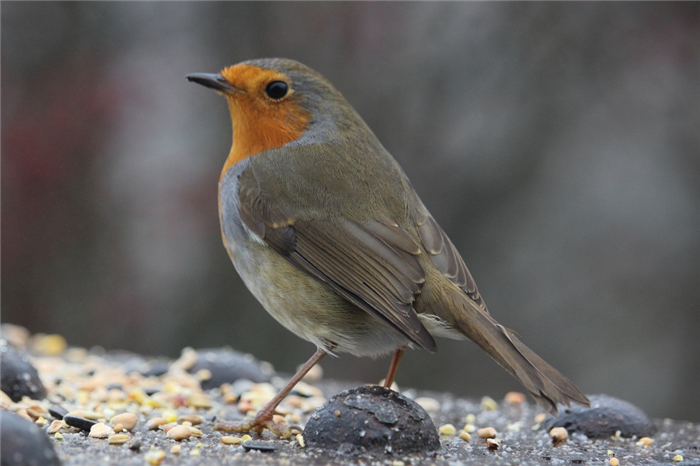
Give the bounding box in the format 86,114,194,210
609,458,619,466
63,414,97,431
144,449,166,465
459,431,472,441
550,427,569,441
108,434,130,445
167,425,192,440
126,436,142,451
89,422,113,438
477,427,498,439
110,412,138,431
242,440,278,452
439,423,457,435
221,436,241,445
504,391,526,405
49,405,68,419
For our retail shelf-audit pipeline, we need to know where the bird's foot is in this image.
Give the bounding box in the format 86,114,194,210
214,413,298,439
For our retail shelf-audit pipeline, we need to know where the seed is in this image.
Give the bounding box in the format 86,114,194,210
108,434,131,445
673,455,683,462
167,425,192,441
549,427,568,441
47,420,63,434
296,434,305,448
636,437,653,447
89,423,113,438
144,449,166,465
481,396,498,411
178,414,204,425
110,413,138,431
486,438,500,449
504,391,526,405
221,436,241,445
170,444,181,454
439,424,456,435
609,458,619,466
186,426,203,437
146,417,167,430
459,431,472,441
415,397,441,413
477,427,497,439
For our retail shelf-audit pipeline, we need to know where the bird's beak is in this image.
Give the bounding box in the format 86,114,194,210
186,73,243,94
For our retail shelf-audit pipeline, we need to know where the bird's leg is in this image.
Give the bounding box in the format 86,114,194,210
383,346,406,388
215,346,328,438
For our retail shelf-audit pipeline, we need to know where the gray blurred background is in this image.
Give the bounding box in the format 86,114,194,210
3,3,699,421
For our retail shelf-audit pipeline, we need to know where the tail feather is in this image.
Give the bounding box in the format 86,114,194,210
444,296,589,415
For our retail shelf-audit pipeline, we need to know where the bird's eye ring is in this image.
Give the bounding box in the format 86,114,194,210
265,81,289,100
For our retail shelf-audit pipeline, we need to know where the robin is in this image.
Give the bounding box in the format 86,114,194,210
187,58,589,438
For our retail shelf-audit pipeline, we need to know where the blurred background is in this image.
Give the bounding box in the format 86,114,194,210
3,3,699,421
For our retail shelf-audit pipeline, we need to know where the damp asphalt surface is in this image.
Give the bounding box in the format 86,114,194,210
1,335,698,466
47,379,700,465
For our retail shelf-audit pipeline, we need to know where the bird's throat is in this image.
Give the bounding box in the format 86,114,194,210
220,96,311,180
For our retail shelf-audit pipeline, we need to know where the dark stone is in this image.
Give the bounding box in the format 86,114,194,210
48,405,68,420
140,362,170,378
188,348,273,390
0,339,46,402
1,410,61,466
544,394,656,439
63,414,97,431
241,440,278,452
303,385,440,455
126,436,142,451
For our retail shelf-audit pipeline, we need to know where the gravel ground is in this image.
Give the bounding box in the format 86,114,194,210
1,332,698,466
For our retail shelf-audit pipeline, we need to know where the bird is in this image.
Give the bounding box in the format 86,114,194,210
186,58,589,438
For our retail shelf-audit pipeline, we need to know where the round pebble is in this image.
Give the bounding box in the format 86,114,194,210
167,425,191,440
186,348,273,390
110,412,138,431
1,410,61,466
544,394,655,439
303,385,440,454
0,339,47,402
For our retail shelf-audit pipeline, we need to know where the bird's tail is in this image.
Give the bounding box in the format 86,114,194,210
441,294,590,415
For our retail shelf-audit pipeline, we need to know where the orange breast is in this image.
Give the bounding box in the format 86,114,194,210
219,65,312,180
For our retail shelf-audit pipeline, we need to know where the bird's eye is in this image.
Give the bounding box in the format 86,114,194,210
264,81,289,100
